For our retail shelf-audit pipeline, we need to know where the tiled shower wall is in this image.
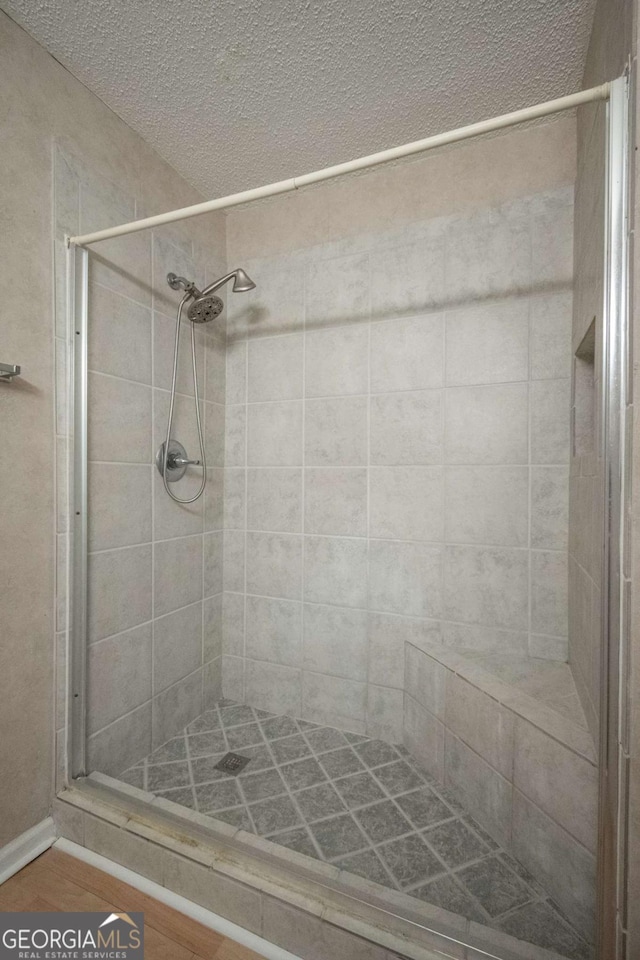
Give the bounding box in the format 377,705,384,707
54,147,227,777
220,123,575,740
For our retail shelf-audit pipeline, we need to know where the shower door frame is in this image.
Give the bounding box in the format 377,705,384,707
596,71,632,957
64,75,632,956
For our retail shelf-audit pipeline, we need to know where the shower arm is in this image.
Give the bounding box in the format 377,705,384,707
201,270,245,296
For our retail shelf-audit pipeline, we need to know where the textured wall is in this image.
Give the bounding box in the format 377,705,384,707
221,121,576,740
0,8,226,844
52,151,226,778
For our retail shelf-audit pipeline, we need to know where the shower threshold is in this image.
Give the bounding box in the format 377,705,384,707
116,699,592,960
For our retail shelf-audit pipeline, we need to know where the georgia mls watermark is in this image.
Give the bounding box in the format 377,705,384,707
0,912,144,959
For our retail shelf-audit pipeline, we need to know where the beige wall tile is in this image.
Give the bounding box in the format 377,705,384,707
305,324,369,398
246,532,302,600
306,251,370,327
370,540,442,618
88,373,152,463
370,466,444,541
88,624,152,733
444,674,515,779
531,550,568,638
248,333,303,401
244,659,302,716
303,603,368,681
444,466,528,547
302,671,367,729
304,535,367,608
305,396,368,466
152,669,202,748
370,314,444,392
404,645,446,719
530,379,571,464
445,383,528,465
444,732,513,848
154,535,203,617
513,718,597,851
246,595,302,666
512,790,595,938
88,544,152,641
305,468,367,536
248,468,303,532
88,463,152,551
443,545,529,630
247,400,303,466
89,283,152,384
445,299,529,386
153,602,203,693
370,390,443,465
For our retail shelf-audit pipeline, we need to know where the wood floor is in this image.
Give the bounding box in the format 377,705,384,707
0,848,266,960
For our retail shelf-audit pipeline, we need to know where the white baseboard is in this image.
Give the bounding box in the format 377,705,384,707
54,838,301,960
0,817,57,885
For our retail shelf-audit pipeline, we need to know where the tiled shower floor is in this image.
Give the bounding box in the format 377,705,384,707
120,699,592,960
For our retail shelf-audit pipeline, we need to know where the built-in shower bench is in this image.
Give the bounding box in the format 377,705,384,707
402,641,597,943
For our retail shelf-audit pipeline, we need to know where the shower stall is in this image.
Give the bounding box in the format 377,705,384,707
55,76,630,960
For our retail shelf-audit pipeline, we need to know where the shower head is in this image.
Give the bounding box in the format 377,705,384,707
166,267,255,324
187,294,224,324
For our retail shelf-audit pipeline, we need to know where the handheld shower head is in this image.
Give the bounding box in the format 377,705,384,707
187,294,224,323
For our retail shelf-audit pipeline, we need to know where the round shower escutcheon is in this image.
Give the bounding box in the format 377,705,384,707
156,439,200,482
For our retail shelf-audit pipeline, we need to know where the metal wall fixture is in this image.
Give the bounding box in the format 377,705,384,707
0,362,21,382
157,268,255,505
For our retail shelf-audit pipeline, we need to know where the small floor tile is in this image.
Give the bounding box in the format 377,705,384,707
495,901,594,960
372,760,425,796
395,788,454,829
353,739,399,768
378,834,444,888
270,733,314,764
353,800,413,844
334,849,393,887
190,754,230,785
251,795,302,835
270,826,319,858
148,737,187,765
333,771,386,809
196,779,242,812
304,726,349,754
294,782,346,822
318,747,364,779
261,715,300,740
280,757,327,790
412,875,486,922
422,819,489,869
236,743,274,774
147,760,191,792
120,766,144,789
187,730,227,757
210,805,254,831
226,722,264,750
456,856,533,918
155,785,195,809
239,767,287,803
220,704,258,728
186,710,221,734
311,813,368,859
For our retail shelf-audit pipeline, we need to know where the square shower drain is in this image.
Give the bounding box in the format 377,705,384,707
215,752,252,775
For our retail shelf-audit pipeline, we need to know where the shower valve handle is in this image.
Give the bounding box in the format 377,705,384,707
170,454,201,468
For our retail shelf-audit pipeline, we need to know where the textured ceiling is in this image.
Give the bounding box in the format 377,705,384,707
2,0,595,198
